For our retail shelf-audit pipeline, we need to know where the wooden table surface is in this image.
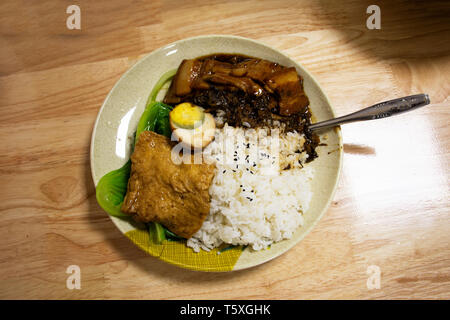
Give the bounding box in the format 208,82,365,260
0,0,449,299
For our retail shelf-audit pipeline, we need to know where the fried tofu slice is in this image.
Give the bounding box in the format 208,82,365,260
121,131,216,239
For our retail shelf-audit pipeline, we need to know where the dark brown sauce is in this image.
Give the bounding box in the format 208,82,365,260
164,53,320,162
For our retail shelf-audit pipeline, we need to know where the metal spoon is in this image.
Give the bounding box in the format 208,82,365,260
309,94,430,131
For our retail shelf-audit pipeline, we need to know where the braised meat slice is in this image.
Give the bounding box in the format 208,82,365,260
203,73,264,96
163,54,319,161
266,67,309,116
164,59,203,104
201,58,234,75
164,55,309,117
121,131,216,239
235,58,284,84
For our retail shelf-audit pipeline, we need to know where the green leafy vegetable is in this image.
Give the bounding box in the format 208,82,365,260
149,222,166,243
95,160,131,218
165,228,185,241
147,69,177,105
135,102,173,143
96,70,181,243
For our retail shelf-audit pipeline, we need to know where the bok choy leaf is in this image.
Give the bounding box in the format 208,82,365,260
95,71,177,244
95,160,131,218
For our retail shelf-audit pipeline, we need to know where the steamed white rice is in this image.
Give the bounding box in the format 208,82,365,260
186,124,314,252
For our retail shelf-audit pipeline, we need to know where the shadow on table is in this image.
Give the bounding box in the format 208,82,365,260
315,0,450,62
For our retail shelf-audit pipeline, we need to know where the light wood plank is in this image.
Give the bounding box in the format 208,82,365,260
0,0,448,299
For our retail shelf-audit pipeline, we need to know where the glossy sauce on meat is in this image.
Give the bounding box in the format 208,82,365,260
164,54,320,161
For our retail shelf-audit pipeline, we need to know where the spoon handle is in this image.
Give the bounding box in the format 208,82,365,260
309,94,430,131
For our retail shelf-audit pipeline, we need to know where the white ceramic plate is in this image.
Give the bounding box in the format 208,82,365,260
90,35,343,271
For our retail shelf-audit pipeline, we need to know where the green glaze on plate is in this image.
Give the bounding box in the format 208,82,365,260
90,35,343,272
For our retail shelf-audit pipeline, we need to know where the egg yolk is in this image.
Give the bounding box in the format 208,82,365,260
170,103,205,129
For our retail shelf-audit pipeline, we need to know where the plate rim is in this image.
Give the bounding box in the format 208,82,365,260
89,34,343,272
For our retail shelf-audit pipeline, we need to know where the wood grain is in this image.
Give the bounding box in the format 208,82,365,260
0,0,449,299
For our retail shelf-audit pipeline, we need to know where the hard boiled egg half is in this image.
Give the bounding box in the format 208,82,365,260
169,102,216,149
